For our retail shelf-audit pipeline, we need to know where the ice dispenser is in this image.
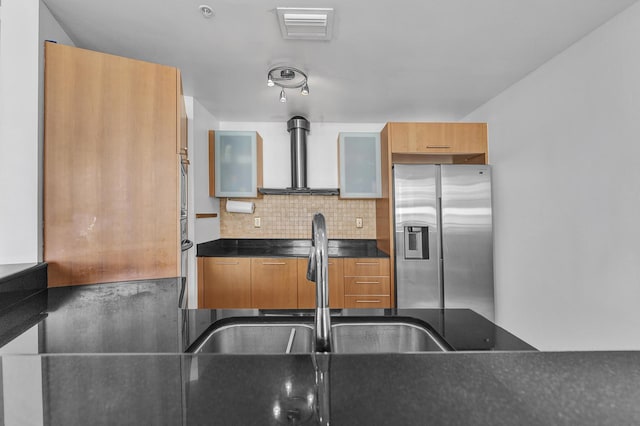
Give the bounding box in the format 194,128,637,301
404,226,429,259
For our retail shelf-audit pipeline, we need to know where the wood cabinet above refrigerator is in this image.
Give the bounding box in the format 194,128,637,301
386,122,488,165
44,42,186,287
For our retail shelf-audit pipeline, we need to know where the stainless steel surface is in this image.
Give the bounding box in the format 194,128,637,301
259,116,339,195
258,187,339,195
394,164,441,308
189,323,314,354
441,165,494,320
188,318,451,354
312,353,331,426
404,226,429,259
179,159,187,218
287,116,310,190
308,213,332,352
331,322,450,353
180,157,189,285
394,164,494,320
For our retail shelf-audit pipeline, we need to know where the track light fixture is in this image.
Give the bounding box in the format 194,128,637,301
266,66,309,103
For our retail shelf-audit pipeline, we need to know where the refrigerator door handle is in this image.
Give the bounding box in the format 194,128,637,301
436,195,445,308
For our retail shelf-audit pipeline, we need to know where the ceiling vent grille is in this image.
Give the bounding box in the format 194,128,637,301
276,7,334,40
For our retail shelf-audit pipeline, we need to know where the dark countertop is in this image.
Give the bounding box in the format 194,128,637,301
3,351,639,425
3,266,640,424
197,238,389,258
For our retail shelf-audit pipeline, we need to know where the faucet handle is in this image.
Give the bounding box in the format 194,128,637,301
307,248,317,282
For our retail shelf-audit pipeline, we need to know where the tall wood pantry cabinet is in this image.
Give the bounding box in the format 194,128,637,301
44,42,187,286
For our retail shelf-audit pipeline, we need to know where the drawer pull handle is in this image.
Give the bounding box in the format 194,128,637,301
356,299,381,303
263,262,286,265
426,145,451,149
355,262,379,266
215,262,239,265
355,281,380,284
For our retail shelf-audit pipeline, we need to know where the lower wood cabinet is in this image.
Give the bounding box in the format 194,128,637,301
198,256,391,309
297,258,344,309
343,258,391,308
251,258,298,309
199,257,251,308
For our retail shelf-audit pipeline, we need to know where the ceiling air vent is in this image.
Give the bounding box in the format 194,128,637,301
276,7,334,40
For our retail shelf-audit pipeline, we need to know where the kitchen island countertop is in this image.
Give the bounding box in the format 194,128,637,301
2,267,640,425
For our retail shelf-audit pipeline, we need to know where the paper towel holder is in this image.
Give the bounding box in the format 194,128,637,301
225,199,255,214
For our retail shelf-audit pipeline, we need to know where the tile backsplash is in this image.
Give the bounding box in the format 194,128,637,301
220,195,376,239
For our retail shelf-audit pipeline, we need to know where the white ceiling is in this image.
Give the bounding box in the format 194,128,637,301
43,0,638,123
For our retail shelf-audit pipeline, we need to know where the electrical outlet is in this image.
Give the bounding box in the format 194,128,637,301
356,217,363,228
254,217,261,228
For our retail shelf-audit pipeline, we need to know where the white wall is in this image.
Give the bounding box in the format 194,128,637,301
0,0,73,264
189,97,219,308
218,121,385,189
194,99,220,244
464,2,640,350
0,0,40,263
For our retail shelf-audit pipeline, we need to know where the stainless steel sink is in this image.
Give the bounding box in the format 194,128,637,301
187,317,451,354
331,321,450,353
188,322,314,354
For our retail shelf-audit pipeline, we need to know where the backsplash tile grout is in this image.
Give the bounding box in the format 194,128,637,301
220,195,376,239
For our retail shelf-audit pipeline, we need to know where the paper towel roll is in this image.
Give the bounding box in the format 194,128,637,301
226,200,255,214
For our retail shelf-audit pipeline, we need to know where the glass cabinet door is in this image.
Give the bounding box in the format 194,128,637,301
214,131,258,197
339,132,382,198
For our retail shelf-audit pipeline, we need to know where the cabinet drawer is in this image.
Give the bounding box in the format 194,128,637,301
344,295,391,308
344,276,390,295
343,258,390,277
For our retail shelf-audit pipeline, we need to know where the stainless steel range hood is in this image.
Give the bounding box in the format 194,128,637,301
259,116,339,196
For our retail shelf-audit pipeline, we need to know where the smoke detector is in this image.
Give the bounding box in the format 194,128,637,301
276,7,334,40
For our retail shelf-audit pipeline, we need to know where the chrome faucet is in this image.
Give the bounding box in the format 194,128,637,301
307,213,332,353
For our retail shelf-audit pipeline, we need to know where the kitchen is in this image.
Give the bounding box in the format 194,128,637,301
2,0,640,424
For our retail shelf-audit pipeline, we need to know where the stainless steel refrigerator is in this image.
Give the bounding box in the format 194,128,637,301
394,164,494,320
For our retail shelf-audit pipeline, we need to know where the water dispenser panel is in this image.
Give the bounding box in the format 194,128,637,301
404,226,429,259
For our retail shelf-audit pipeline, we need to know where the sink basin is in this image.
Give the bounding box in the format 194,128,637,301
331,321,450,353
187,317,451,354
188,321,314,354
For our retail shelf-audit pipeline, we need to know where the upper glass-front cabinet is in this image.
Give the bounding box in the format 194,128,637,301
338,132,382,198
209,131,263,198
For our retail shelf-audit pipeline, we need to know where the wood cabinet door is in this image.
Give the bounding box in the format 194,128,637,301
209,131,263,198
44,42,180,286
389,123,487,155
338,133,382,198
202,257,251,308
251,258,298,309
297,258,344,309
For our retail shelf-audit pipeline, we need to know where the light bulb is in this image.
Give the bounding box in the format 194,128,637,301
301,82,309,96
267,74,274,87
279,89,287,103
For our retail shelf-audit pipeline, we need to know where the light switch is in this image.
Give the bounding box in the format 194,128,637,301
254,217,261,228
356,217,363,228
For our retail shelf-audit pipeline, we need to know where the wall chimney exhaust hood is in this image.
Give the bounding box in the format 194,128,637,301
259,116,339,196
